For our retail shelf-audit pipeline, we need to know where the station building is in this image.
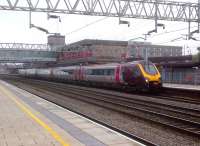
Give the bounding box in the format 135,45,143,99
57,39,183,62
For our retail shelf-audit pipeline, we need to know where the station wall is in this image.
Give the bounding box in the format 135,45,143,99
162,67,200,85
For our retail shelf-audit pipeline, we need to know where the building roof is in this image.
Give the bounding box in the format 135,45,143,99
68,39,128,46
160,62,200,68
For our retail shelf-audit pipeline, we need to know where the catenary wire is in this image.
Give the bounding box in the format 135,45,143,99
65,16,198,40
66,17,108,35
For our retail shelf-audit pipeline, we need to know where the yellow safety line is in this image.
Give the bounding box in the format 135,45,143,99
0,84,70,146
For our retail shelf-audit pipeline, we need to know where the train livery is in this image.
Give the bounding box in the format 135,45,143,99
18,60,162,91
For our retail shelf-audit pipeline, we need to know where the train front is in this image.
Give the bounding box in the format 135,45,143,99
138,61,162,89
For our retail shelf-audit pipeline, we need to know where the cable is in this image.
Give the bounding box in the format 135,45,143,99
156,36,200,45
150,26,197,38
125,26,196,42
156,40,182,45
66,17,108,35
146,25,199,44
65,16,198,41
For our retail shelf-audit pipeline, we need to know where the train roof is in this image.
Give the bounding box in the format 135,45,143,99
18,60,151,71
55,60,149,70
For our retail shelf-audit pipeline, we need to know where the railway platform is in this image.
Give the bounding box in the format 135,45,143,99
0,80,143,146
163,83,200,91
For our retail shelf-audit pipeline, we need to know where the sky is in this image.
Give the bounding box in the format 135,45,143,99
0,0,199,54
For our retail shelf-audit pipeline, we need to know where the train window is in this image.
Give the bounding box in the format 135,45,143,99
91,69,99,75
142,62,157,75
105,70,110,75
99,70,104,75
86,69,92,75
104,69,114,75
90,69,114,76
62,69,74,75
109,69,114,75
91,70,95,75
95,70,98,75
133,67,141,77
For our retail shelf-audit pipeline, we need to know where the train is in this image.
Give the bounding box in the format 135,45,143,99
18,60,162,91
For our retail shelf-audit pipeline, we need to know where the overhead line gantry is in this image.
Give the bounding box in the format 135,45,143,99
0,0,199,23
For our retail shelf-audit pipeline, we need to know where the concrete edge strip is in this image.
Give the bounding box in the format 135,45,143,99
0,82,70,146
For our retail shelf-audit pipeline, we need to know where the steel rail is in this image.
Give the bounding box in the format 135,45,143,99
33,83,200,136
22,78,200,113
4,76,200,118
31,80,200,121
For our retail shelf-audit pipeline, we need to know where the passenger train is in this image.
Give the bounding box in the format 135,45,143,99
18,60,162,91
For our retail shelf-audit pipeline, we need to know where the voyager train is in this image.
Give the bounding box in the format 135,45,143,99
18,60,162,91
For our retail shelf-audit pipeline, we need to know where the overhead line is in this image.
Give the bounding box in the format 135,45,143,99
150,26,197,38
66,17,108,35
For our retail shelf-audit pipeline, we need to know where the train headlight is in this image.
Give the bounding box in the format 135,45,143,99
145,78,149,83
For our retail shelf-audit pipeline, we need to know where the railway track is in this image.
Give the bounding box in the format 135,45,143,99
148,89,200,105
2,76,200,143
3,74,200,104
15,78,200,122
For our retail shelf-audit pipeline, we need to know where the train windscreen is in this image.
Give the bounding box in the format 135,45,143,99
142,62,158,75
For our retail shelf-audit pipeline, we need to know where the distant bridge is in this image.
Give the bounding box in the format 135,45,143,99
0,43,57,63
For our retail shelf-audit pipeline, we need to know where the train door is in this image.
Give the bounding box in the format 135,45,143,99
76,66,83,81
79,66,84,81
74,67,78,80
115,65,121,84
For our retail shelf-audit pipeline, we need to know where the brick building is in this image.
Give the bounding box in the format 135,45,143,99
58,39,182,62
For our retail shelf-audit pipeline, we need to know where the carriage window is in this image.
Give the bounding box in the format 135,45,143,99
104,69,114,76
107,69,114,75
91,69,98,75
133,67,141,77
105,69,110,75
95,70,100,75
62,69,74,75
99,70,104,75
91,69,114,75
86,69,92,75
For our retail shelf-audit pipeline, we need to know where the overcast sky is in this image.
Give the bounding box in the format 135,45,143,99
0,0,199,54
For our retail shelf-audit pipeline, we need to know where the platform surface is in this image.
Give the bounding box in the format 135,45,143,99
163,83,200,91
0,80,143,146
